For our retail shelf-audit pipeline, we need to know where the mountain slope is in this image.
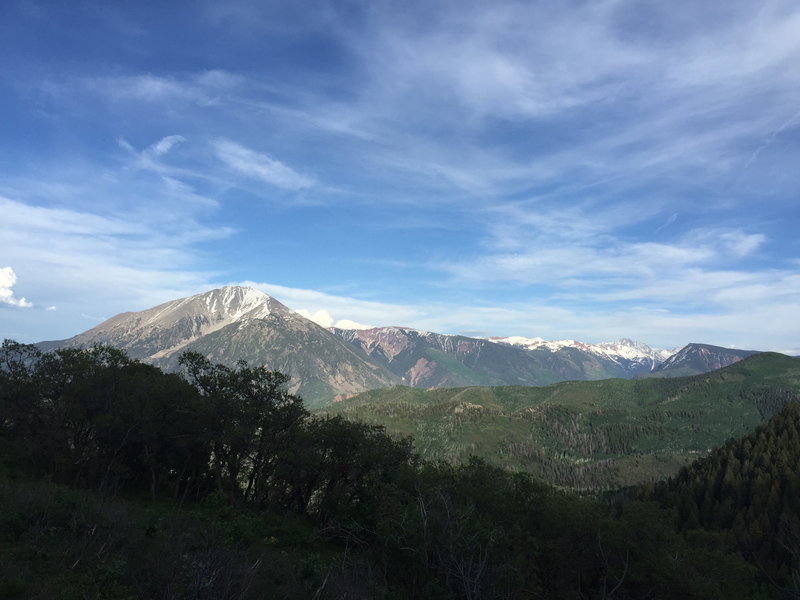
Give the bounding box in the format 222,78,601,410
331,327,672,388
39,287,283,359
38,287,398,407
324,353,800,489
331,327,576,387
649,343,759,377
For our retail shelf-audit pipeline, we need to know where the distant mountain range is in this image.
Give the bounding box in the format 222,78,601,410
490,335,677,375
37,286,762,406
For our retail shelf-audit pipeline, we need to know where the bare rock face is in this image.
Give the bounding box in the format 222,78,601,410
407,357,437,386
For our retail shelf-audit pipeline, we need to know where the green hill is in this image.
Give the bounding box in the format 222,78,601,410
323,353,800,489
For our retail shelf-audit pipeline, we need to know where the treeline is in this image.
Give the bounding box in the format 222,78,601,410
0,340,414,525
1,340,797,598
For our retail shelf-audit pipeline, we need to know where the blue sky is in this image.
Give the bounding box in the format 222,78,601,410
1,0,799,352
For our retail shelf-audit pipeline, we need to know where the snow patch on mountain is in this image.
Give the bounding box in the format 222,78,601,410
143,286,274,328
490,336,674,369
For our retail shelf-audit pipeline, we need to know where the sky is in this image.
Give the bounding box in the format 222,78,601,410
1,0,799,353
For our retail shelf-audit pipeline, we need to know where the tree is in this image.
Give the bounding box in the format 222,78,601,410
179,351,308,507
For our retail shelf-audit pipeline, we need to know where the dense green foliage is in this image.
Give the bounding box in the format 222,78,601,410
0,341,415,523
642,401,800,595
1,340,797,598
326,353,800,489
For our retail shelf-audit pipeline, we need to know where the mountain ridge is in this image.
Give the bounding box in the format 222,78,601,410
38,286,400,406
649,342,760,378
36,285,763,405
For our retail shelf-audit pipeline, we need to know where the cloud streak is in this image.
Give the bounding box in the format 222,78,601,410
214,139,315,190
1,0,798,353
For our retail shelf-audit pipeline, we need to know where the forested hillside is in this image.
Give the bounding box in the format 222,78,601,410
642,401,800,592
326,353,800,489
1,340,797,599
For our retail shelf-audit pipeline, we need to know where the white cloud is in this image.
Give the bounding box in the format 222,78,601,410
295,308,334,327
0,267,33,308
214,139,315,190
0,195,146,236
718,231,766,258
441,205,773,290
335,319,373,330
293,308,373,330
117,136,222,203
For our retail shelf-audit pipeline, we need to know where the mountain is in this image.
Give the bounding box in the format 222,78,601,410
648,343,760,377
324,352,800,489
331,327,676,388
38,287,398,407
36,286,766,407
330,326,585,387
490,336,674,375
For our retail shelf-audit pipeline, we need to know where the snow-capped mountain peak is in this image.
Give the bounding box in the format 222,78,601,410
489,336,674,371
138,286,286,330
64,286,297,361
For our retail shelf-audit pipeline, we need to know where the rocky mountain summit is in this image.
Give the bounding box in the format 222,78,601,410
40,286,286,360
650,343,760,377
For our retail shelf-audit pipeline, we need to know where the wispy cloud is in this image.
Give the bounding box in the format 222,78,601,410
0,182,230,340
213,139,315,190
81,73,226,106
441,227,767,286
2,0,798,352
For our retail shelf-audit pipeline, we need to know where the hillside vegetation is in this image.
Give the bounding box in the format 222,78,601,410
325,353,800,488
2,340,798,598
642,400,800,591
